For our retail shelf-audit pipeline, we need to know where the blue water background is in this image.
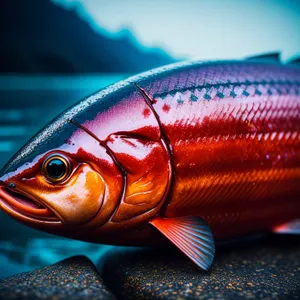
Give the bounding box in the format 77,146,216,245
0,75,129,279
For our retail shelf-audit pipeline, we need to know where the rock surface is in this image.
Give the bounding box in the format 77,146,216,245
1,236,300,299
0,255,115,300
101,235,300,299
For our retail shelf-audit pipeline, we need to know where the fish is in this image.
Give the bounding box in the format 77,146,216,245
1,53,300,271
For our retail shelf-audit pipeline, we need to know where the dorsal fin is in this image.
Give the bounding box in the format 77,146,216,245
246,52,280,62
287,57,300,65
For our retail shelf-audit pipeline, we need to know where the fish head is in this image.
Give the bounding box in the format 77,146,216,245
0,83,172,242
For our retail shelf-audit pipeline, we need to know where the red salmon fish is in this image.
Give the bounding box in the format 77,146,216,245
0,54,300,270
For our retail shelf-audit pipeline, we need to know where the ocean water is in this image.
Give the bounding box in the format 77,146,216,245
0,74,128,279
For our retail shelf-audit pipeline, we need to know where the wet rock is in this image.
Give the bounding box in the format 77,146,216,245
102,236,300,299
0,255,115,300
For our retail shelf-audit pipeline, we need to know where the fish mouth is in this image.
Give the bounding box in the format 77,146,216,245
0,186,60,223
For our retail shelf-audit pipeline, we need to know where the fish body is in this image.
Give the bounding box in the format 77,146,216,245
1,57,300,270
150,60,300,239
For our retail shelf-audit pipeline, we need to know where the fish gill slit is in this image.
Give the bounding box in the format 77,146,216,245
68,119,127,222
134,83,175,215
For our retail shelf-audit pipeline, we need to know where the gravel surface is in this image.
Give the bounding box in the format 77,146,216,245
0,255,115,300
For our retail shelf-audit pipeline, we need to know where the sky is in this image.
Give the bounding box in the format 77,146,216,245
53,0,300,60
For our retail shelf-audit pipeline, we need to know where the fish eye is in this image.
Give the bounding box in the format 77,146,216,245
42,154,71,183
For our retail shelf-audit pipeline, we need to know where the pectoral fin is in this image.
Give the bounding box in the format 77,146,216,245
272,219,300,234
150,216,215,271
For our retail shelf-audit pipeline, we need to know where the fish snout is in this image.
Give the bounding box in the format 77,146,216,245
0,175,59,223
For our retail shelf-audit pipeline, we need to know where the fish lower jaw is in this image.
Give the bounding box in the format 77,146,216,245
0,186,60,224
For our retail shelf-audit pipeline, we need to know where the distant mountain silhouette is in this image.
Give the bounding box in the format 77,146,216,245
0,0,175,73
